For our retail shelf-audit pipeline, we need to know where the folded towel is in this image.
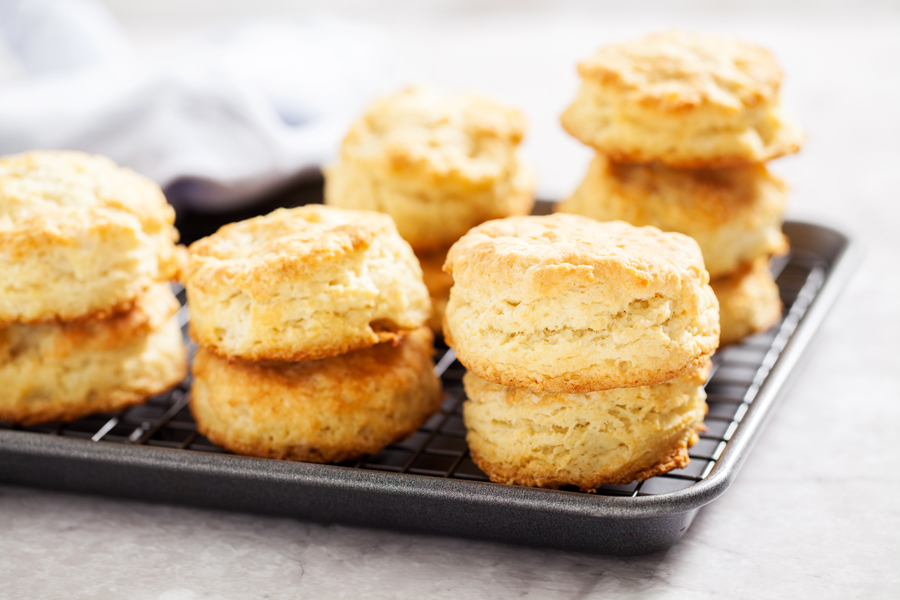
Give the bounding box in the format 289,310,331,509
0,0,391,210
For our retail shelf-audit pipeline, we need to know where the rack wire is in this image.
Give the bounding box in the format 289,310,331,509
0,249,826,497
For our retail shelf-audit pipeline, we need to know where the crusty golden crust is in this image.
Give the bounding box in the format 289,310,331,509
594,147,801,170
712,258,783,345
443,214,719,393
576,31,783,111
190,323,412,364
557,154,789,278
185,205,431,362
190,328,442,463
0,284,187,425
0,383,178,427
560,31,804,167
324,87,535,252
462,367,708,491
0,151,180,325
469,435,695,491
445,214,711,295
0,283,178,362
448,327,714,394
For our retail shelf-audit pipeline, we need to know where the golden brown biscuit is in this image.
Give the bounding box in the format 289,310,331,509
0,151,180,325
561,31,804,167
0,284,187,425
190,327,442,463
185,205,431,362
324,87,535,252
557,155,789,278
712,258,782,345
463,364,709,491
443,214,719,393
416,248,454,334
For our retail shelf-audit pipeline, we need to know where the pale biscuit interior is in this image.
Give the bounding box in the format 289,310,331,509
463,366,708,490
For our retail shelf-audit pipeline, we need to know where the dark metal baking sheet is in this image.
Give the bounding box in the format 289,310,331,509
0,217,860,555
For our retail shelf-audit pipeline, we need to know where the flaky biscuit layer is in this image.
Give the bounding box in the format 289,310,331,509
557,155,788,278
560,31,804,167
185,205,431,361
0,284,187,425
325,87,534,251
463,365,708,491
190,327,442,463
443,215,719,392
0,151,180,325
712,258,783,345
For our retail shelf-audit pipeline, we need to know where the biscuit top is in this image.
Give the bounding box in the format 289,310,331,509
338,87,526,186
188,205,399,279
0,151,176,238
445,214,708,297
577,31,782,112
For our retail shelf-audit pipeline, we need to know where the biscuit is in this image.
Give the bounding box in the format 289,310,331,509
712,258,782,345
324,87,535,252
463,364,708,491
0,151,180,325
560,31,804,167
190,327,442,463
557,155,789,278
416,248,454,334
185,205,431,362
0,284,187,425
443,214,719,393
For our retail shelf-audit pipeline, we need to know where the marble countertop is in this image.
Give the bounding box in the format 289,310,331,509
2,3,899,598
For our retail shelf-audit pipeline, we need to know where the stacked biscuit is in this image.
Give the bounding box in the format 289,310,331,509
0,151,187,425
558,31,804,344
183,204,442,463
324,87,535,333
443,214,720,491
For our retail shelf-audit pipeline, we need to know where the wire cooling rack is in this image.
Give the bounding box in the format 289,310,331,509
0,248,826,498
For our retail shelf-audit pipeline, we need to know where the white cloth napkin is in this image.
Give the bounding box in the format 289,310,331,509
0,0,391,210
